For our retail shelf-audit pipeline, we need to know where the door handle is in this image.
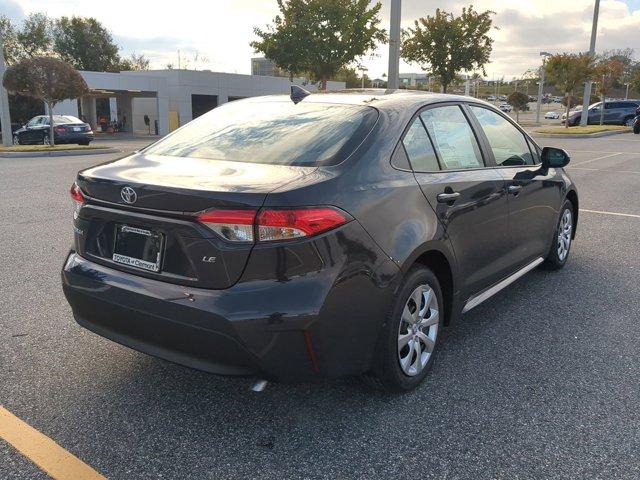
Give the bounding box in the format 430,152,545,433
437,192,460,203
508,185,523,195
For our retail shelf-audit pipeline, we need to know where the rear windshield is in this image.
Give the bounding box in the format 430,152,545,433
54,116,83,124
145,100,378,166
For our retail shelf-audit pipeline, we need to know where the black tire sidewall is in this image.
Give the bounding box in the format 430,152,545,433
376,266,444,392
546,200,574,267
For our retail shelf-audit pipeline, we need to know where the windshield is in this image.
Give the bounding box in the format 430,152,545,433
145,100,378,166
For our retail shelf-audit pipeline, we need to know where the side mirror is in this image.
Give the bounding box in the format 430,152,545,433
541,147,570,169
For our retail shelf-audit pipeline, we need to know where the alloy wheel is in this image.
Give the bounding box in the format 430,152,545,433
43,135,50,146
397,284,439,377
625,118,635,127
12,135,19,145
557,209,573,261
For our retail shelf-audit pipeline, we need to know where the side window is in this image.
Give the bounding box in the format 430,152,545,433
401,117,440,172
469,106,535,166
420,106,484,170
526,138,541,164
27,117,40,127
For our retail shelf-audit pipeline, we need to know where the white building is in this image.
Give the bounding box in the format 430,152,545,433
52,69,345,136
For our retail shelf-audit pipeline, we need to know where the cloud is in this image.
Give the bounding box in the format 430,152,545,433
0,0,25,21
10,0,640,78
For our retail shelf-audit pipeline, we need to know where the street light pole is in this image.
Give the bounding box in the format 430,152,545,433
387,0,401,90
580,0,600,126
0,36,13,147
536,52,552,124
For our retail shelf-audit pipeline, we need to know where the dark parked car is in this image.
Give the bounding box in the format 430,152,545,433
13,115,94,145
565,100,640,126
62,90,578,391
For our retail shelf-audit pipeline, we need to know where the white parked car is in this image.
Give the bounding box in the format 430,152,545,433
499,103,512,112
545,111,561,119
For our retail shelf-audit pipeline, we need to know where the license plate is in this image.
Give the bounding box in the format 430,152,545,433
73,127,82,132
112,224,164,272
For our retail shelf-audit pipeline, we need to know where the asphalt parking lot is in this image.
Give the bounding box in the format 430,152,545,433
1,133,639,479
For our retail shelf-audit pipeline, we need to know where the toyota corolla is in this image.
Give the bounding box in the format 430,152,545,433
62,89,578,391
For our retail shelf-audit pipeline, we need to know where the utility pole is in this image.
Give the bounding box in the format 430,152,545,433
387,0,401,89
580,0,600,126
625,83,630,100
536,52,552,124
0,35,13,147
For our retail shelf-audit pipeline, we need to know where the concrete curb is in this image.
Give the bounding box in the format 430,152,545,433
0,147,120,158
532,130,632,139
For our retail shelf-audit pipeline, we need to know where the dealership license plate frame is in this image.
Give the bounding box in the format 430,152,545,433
112,224,165,273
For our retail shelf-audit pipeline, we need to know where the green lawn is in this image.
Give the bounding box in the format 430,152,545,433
0,144,107,152
533,125,631,135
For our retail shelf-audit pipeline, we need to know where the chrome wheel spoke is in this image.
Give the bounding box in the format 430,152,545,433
398,332,412,350
416,331,435,353
419,311,439,328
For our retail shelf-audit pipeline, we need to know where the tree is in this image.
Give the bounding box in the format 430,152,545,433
118,53,150,71
251,0,386,90
3,57,88,145
53,16,121,71
16,13,53,59
401,6,495,93
508,91,528,122
632,69,640,99
593,59,624,125
1,13,54,64
545,53,594,128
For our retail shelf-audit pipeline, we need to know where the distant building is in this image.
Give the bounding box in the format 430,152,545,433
49,69,345,136
251,57,288,77
399,73,429,87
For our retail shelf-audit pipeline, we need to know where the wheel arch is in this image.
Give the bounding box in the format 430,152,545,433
403,246,458,326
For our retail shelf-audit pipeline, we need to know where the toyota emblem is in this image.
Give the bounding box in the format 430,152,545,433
120,186,137,204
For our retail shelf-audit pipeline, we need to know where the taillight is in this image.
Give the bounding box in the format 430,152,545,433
197,209,257,243
196,206,351,243
70,183,84,203
70,183,84,220
55,126,67,134
257,207,350,242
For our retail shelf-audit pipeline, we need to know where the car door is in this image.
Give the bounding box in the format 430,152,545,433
403,103,512,297
467,104,561,268
21,117,42,143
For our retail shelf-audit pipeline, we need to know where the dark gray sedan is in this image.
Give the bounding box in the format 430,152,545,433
13,115,94,145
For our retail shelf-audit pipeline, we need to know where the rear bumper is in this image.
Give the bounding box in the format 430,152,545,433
62,223,400,382
57,133,94,143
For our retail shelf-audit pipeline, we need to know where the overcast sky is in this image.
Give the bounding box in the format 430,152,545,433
2,0,640,79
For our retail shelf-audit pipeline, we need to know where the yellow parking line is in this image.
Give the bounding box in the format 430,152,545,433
0,406,105,480
580,209,640,219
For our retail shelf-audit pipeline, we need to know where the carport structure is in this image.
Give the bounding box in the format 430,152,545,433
52,70,169,136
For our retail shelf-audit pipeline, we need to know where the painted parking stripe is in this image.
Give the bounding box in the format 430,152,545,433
580,209,640,219
0,406,105,480
568,167,640,174
571,152,622,166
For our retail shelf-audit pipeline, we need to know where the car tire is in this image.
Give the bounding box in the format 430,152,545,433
42,134,50,146
12,134,19,145
542,200,574,270
634,124,640,135
368,266,444,392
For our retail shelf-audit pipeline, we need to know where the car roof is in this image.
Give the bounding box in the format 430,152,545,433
241,88,494,111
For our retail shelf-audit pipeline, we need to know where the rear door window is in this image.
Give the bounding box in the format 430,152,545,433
402,118,440,172
469,106,536,166
419,105,484,170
